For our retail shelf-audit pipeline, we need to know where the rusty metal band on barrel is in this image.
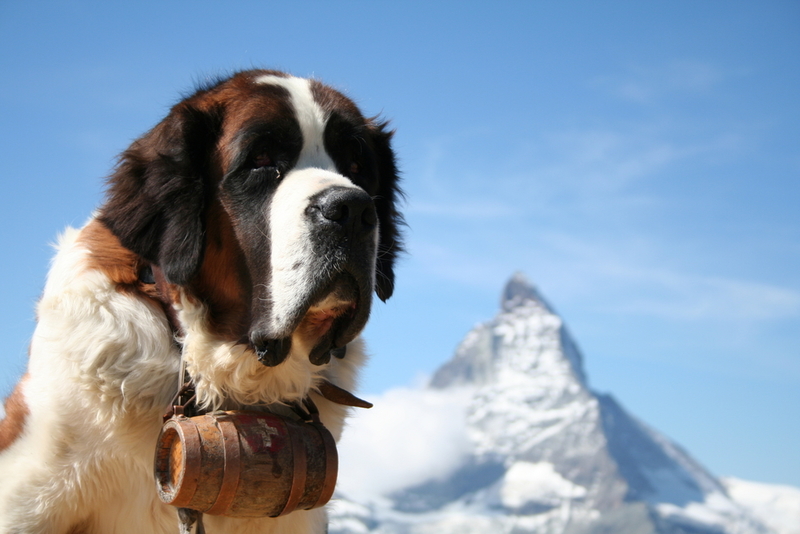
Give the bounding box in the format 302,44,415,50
171,418,202,507
277,420,308,516
205,416,242,515
310,422,338,509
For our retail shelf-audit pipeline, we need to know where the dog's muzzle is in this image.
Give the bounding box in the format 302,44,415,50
250,185,378,367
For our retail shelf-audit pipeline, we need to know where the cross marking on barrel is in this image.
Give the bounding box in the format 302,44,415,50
255,420,279,447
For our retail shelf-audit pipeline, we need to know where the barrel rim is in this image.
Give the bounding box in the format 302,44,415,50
154,416,202,507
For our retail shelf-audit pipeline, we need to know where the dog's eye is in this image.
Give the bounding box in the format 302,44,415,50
252,149,274,169
349,162,360,175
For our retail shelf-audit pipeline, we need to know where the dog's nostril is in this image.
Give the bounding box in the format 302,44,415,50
362,204,377,228
250,334,292,367
311,187,376,235
322,202,349,223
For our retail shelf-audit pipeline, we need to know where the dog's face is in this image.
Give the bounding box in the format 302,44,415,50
100,70,402,371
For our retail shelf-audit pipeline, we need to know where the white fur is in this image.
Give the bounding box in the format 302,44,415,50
0,227,178,532
177,285,367,440
0,220,367,533
254,75,334,171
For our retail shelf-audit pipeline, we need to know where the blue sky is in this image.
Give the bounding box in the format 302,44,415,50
1,1,798,488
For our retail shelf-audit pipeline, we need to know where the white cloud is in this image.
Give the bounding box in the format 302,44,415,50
395,82,797,384
336,385,474,503
501,461,587,509
723,477,800,534
406,220,800,325
608,272,800,322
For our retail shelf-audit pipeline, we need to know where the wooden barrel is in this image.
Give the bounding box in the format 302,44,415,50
154,411,338,518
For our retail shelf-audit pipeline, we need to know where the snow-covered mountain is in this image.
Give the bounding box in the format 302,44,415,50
330,274,798,534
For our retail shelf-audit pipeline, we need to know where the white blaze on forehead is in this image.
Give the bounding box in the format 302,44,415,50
254,74,335,170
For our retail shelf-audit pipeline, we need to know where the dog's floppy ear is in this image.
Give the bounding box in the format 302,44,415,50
99,101,222,286
369,120,405,302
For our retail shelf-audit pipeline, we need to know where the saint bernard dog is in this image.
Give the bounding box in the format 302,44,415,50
0,70,403,534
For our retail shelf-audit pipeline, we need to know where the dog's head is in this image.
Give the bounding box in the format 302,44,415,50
99,70,402,374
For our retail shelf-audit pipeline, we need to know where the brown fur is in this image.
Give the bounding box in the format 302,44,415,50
79,220,162,299
0,375,29,452
191,200,251,340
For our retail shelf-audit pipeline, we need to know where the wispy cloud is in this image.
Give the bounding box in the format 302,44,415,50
602,271,800,322
337,386,473,502
533,231,800,322
407,126,746,234
394,57,797,386
408,200,519,220
408,227,800,325
401,80,783,319
499,127,746,206
592,60,728,103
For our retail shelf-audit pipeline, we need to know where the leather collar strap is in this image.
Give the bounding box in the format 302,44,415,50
162,379,371,422
317,381,373,409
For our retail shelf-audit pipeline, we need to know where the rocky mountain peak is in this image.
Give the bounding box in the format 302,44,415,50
501,271,553,313
430,273,586,389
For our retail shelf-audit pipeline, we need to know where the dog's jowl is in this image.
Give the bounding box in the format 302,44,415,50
0,70,402,534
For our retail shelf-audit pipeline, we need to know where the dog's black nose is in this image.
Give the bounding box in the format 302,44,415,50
250,333,292,367
307,187,377,238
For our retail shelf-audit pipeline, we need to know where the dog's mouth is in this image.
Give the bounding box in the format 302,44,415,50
298,288,358,364
299,295,357,344
249,272,371,367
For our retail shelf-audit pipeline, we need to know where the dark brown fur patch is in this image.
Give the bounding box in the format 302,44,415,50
191,200,250,341
84,197,249,342
78,220,162,301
